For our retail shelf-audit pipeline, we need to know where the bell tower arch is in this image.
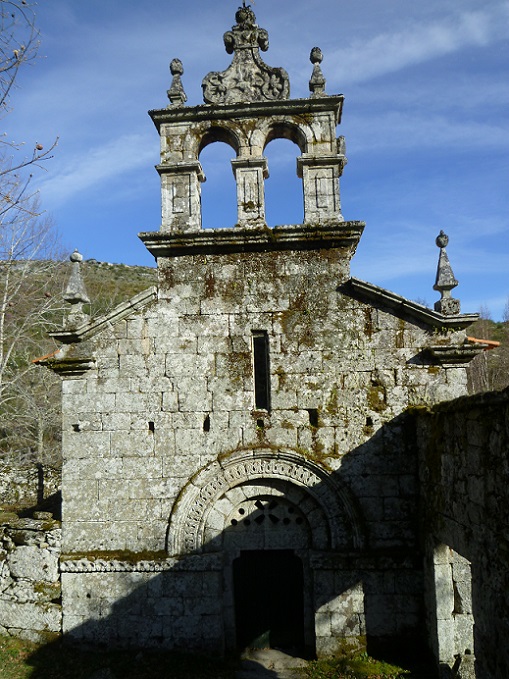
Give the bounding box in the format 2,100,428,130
146,7,348,235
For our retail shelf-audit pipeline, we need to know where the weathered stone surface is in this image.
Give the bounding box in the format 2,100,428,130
6,4,493,668
0,518,62,640
7,546,59,582
0,464,60,507
420,389,509,678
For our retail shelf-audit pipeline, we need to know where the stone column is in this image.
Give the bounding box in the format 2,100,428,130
231,157,269,228
297,154,346,224
157,161,205,233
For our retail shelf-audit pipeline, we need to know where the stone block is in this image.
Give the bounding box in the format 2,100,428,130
110,430,155,458
63,393,115,414
121,457,163,479
1,600,61,632
315,610,331,637
175,376,211,411
8,546,59,583
434,563,454,619
63,430,111,459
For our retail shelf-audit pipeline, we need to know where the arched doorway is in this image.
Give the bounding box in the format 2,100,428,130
233,550,304,652
166,448,367,656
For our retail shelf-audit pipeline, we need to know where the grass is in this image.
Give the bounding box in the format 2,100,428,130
0,635,237,679
0,636,434,679
300,652,411,679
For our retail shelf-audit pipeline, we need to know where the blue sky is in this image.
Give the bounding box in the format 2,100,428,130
9,0,509,318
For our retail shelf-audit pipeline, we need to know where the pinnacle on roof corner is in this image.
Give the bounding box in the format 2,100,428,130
168,58,187,107
433,231,460,316
309,47,327,97
63,249,90,330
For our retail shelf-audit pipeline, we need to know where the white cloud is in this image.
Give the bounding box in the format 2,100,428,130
326,8,506,86
346,112,509,153
38,133,155,207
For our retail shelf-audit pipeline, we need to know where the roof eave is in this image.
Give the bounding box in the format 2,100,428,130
346,278,479,330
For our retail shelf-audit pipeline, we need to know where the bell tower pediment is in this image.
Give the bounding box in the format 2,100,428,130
202,4,290,105
141,5,364,264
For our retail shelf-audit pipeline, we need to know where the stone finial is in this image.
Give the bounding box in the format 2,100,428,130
433,231,460,316
202,5,290,104
309,47,327,97
167,58,187,107
63,249,90,330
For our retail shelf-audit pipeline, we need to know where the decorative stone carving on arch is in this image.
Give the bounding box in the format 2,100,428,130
203,479,325,553
167,447,366,556
197,125,241,158
262,121,309,155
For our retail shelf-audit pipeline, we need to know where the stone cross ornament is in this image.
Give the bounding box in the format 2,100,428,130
202,4,290,104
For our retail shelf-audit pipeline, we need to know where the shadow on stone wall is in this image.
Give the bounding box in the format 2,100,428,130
21,410,442,678
419,387,509,679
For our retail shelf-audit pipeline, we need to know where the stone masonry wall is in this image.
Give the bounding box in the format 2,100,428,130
56,246,473,653
61,251,470,556
0,512,61,643
0,464,61,509
418,387,509,679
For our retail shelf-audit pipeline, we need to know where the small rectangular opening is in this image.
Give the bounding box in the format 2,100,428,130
307,408,319,428
252,331,271,411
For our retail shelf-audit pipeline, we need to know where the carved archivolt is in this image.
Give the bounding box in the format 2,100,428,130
167,447,365,556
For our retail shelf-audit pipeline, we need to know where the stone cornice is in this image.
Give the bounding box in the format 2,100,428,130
426,344,488,364
139,222,364,259
60,553,222,573
346,278,479,330
149,95,345,130
50,286,157,344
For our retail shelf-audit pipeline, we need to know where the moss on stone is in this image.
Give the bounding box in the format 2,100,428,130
367,385,387,412
61,550,169,563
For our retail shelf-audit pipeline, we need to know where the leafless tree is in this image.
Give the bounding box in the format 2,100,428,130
0,1,63,463
1,1,57,173
503,297,509,324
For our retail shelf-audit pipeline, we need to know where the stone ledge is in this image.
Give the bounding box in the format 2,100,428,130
345,278,478,330
139,222,365,258
149,95,345,129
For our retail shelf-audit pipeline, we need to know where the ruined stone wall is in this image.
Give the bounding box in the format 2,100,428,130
0,512,61,642
0,464,60,508
418,387,509,679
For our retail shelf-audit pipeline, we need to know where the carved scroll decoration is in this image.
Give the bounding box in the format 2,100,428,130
202,6,289,105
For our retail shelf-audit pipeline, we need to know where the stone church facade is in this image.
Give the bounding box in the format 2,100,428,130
46,6,485,665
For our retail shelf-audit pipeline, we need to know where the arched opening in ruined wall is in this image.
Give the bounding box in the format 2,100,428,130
264,137,303,227
199,139,237,229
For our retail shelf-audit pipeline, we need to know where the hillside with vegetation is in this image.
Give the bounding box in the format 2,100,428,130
0,260,156,466
468,315,509,393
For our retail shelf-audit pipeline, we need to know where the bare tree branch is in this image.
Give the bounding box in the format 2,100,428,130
0,1,64,464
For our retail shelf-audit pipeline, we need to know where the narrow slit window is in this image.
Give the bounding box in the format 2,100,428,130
252,331,271,411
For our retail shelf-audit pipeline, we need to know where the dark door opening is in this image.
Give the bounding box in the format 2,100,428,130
233,550,305,653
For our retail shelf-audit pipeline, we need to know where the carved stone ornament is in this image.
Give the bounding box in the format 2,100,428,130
167,58,187,106
63,249,90,330
167,447,366,556
202,5,290,105
433,230,461,315
309,46,327,96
